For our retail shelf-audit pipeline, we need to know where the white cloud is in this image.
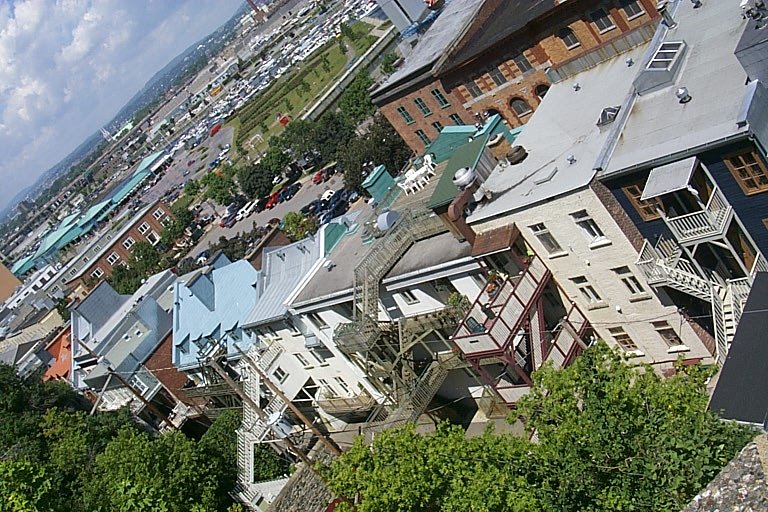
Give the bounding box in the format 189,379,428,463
0,0,242,208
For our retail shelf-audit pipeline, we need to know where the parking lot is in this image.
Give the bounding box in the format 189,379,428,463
187,172,349,257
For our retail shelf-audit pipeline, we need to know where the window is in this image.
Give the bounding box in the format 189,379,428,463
510,98,532,117
285,317,301,335
513,54,533,73
558,27,580,49
396,106,415,124
295,353,311,367
430,88,450,108
317,378,334,395
431,121,444,133
273,366,288,383
465,79,482,98
590,8,616,32
106,252,120,266
400,290,419,305
307,312,329,330
161,216,173,227
652,321,683,347
334,376,351,394
152,208,165,220
571,276,603,305
90,267,104,279
415,129,431,146
130,375,149,395
571,210,607,245
82,257,89,263
122,237,136,250
608,327,638,352
449,113,464,125
619,0,645,19
69,268,78,277
310,350,326,364
647,41,684,70
146,231,160,246
414,97,432,116
488,66,507,86
529,223,564,255
535,84,550,100
613,266,646,296
622,184,663,221
138,222,151,235
725,150,768,195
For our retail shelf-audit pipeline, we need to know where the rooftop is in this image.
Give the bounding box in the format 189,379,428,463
433,0,555,75
467,43,650,225
601,0,753,177
370,0,484,102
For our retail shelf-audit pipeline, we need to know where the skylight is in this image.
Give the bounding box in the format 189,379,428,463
647,42,685,71
597,106,621,127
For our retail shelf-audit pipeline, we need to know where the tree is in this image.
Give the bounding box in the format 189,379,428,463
184,179,201,197
107,242,162,294
380,52,398,74
260,144,291,178
237,164,273,200
337,73,375,126
337,136,370,195
282,212,318,242
324,343,755,512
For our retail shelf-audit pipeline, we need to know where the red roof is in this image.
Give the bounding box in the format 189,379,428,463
43,326,72,382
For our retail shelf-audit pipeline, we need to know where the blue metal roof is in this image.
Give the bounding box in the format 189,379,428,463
134,151,164,176
173,260,262,369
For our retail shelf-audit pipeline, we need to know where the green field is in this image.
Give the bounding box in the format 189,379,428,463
230,22,376,156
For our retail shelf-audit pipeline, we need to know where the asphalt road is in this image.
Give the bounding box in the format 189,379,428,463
188,172,346,257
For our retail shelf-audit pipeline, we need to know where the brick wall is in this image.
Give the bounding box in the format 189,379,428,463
591,180,645,252
144,332,200,405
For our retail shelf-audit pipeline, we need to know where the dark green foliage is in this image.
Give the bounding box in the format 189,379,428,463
380,52,398,74
325,343,755,512
107,241,162,295
282,211,319,242
336,73,375,126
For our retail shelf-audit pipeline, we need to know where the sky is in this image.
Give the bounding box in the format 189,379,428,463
0,0,244,211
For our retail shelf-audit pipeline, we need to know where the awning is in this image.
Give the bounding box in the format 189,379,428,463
641,157,698,200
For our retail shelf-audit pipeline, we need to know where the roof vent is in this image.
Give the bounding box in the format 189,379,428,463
506,146,528,165
597,106,621,127
657,0,678,28
676,87,692,103
453,167,477,190
323,260,336,271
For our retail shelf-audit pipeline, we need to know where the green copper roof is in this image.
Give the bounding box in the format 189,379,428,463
134,151,164,176
427,137,489,211
424,127,476,164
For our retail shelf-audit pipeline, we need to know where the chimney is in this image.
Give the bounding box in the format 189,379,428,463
656,0,678,28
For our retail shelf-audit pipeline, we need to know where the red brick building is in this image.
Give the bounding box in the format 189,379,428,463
67,200,173,290
372,0,660,152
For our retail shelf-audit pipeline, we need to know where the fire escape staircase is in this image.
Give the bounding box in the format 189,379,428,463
235,344,286,505
635,238,751,364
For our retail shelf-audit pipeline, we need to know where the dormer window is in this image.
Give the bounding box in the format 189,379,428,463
597,106,621,127
647,42,685,71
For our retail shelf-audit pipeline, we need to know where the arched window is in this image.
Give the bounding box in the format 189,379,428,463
558,27,580,49
510,98,532,117
535,84,550,100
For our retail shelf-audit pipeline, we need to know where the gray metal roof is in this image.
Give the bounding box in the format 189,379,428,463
371,0,484,99
243,235,322,327
602,0,752,177
467,44,651,225
75,282,129,331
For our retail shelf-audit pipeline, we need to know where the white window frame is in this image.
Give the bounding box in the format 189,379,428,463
559,27,581,50
122,237,136,250
647,41,685,71
570,210,609,247
146,231,160,246
130,375,149,395
529,223,566,257
513,54,533,73
138,222,151,235
152,208,165,220
591,8,616,33
273,366,288,384
106,252,120,266
613,266,646,297
295,353,311,367
334,376,351,395
90,267,104,279
620,0,645,19
570,276,603,306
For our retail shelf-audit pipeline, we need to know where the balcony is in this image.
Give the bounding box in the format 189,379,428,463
663,187,732,244
451,256,551,357
317,388,376,416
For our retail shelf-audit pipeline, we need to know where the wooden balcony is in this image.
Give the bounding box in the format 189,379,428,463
317,389,377,416
664,187,732,244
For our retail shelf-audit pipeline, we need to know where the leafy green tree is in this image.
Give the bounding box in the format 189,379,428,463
107,242,162,294
0,459,55,512
380,52,398,74
337,73,375,126
184,179,201,197
202,171,236,206
337,136,370,195
237,164,273,200
81,428,221,512
325,343,755,512
282,212,319,242
260,144,291,178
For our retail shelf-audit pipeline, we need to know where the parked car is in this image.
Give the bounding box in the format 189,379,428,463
285,182,302,200
321,189,335,202
277,186,290,204
300,198,322,216
312,171,325,185
236,201,256,221
255,197,269,213
265,191,280,209
219,214,236,228
196,250,210,265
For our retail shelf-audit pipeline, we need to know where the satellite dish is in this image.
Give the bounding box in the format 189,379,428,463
376,210,400,231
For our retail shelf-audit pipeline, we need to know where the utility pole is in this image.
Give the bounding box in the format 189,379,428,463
236,344,341,456
207,357,314,466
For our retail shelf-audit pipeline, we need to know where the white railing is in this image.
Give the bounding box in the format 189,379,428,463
751,252,768,276
257,343,283,373
665,187,731,243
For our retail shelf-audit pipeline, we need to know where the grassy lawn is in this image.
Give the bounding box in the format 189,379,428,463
230,26,375,156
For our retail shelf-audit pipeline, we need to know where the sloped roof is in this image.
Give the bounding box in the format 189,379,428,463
134,151,164,176
243,236,322,327
433,0,555,75
75,281,129,331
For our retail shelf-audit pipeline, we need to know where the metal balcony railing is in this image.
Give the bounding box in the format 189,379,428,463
664,187,732,244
